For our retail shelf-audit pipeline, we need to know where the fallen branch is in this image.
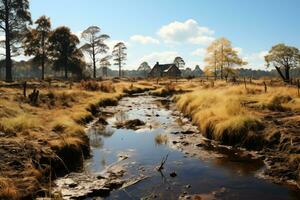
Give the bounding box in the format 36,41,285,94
157,154,169,171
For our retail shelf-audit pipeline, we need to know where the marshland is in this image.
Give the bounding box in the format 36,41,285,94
1,0,300,199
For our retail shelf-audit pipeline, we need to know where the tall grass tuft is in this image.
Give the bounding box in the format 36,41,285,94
175,87,264,148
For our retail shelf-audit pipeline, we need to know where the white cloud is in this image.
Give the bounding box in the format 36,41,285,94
130,35,159,44
191,48,206,57
106,39,130,51
137,51,180,66
157,19,215,45
243,50,268,70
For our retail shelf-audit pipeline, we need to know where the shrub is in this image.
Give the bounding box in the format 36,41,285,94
80,80,100,91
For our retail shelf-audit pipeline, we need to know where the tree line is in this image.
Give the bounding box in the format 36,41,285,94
0,0,127,82
203,38,300,83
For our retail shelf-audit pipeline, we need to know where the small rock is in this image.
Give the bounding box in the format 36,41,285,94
69,182,78,188
170,171,177,177
185,184,191,189
97,117,108,125
181,130,195,135
96,175,106,179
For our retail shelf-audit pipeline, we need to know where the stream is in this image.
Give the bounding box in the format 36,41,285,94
55,94,300,200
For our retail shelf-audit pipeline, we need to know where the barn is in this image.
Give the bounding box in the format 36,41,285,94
148,62,181,78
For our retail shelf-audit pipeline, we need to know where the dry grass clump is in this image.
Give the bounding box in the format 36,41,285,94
175,88,264,148
247,86,300,111
155,134,168,145
0,114,40,135
0,177,19,200
0,81,135,198
151,83,181,97
80,80,100,91
99,82,116,93
80,80,116,93
39,90,78,108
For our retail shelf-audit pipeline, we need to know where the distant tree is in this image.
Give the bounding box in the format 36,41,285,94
205,37,246,79
81,26,110,79
174,56,185,69
0,0,32,82
137,61,151,77
99,55,111,77
23,16,51,80
265,43,300,83
112,42,127,77
48,26,84,79
193,65,204,77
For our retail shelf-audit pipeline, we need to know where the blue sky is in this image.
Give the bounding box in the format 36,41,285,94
29,0,300,70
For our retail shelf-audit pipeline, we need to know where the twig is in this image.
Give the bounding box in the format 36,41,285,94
157,154,169,171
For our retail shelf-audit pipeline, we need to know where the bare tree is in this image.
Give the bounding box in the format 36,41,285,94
112,42,127,77
81,26,109,79
0,0,31,82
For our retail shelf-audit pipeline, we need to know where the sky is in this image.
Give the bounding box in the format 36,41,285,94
26,0,300,70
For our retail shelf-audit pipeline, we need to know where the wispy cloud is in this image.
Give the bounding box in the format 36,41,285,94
136,51,179,66
130,35,159,45
191,48,206,57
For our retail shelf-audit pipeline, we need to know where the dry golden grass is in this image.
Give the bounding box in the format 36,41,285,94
155,133,168,145
0,177,19,200
175,81,300,148
0,80,152,198
175,88,262,146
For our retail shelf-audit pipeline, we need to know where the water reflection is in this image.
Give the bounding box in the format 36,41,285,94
115,111,129,124
85,95,300,200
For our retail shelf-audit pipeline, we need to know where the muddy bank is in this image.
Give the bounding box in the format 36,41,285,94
53,94,300,200
165,95,300,191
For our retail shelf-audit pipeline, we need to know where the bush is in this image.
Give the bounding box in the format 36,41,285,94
80,80,100,91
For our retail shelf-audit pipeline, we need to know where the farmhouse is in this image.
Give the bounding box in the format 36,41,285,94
149,62,181,78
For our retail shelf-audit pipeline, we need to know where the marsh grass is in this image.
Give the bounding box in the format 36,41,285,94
155,134,168,145
175,82,300,148
0,80,144,198
175,86,264,148
0,177,19,200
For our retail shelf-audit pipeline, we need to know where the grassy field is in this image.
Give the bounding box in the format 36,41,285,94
1,77,300,198
169,79,300,186
0,79,154,199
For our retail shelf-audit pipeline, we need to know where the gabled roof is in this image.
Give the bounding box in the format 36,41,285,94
155,63,176,71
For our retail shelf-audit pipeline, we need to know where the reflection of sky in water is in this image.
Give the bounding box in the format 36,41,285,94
85,95,300,200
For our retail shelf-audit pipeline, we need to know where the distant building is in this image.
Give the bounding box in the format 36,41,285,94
149,62,181,78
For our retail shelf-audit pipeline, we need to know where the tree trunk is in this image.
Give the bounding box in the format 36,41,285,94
64,59,68,79
275,66,286,82
92,47,96,79
119,62,121,78
4,0,12,82
41,34,45,80
41,59,45,80
285,66,290,83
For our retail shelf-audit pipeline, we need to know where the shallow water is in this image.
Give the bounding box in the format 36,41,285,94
84,94,300,200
